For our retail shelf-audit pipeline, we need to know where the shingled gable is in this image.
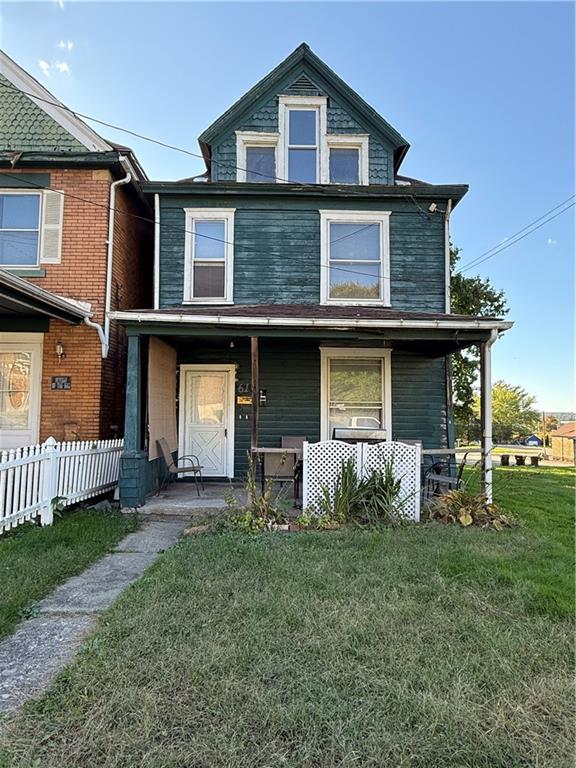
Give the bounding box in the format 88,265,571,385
198,42,410,176
0,50,111,153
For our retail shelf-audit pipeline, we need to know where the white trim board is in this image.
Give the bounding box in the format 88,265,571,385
178,363,236,478
320,347,392,442
0,50,111,152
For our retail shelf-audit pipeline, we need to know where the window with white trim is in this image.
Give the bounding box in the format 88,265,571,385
236,132,278,182
278,96,327,184
0,189,64,267
320,210,390,305
327,135,369,185
0,192,41,266
184,208,235,303
320,348,392,441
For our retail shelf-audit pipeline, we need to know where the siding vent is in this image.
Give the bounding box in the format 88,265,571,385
285,74,323,96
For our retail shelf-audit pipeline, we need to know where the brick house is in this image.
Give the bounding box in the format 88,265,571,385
0,51,152,449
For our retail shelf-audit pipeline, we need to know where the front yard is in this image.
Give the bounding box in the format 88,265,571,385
0,510,137,641
1,467,574,767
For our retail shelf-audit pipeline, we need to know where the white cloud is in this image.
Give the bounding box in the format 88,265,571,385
54,0,65,9
547,238,557,245
54,60,70,74
57,40,74,51
498,236,509,245
38,59,51,77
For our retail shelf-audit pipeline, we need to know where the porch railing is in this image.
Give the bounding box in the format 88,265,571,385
302,440,421,521
0,437,124,535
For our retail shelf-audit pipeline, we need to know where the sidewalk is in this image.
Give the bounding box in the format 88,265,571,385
0,519,186,713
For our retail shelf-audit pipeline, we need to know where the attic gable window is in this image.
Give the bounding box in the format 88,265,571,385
236,132,278,183
278,96,327,184
183,208,235,304
327,135,369,185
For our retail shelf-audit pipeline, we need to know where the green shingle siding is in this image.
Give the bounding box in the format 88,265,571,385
210,72,393,183
0,75,85,152
158,197,445,312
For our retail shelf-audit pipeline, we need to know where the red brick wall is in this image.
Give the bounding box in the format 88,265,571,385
2,167,152,442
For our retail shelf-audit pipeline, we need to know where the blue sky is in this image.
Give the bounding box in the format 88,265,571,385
2,1,574,410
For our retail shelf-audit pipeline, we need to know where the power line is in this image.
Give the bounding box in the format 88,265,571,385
457,193,575,271
0,77,429,219
458,199,575,273
0,172,397,287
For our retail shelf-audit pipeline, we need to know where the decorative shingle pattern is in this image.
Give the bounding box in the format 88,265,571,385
0,75,84,152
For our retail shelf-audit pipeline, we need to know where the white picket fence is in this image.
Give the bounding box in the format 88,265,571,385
302,440,422,521
0,437,124,535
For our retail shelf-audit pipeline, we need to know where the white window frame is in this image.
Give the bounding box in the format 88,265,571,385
183,208,235,305
319,209,391,307
278,95,327,183
235,131,279,183
0,190,42,268
320,347,392,442
326,134,369,185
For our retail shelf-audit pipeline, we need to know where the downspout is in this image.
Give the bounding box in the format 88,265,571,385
153,193,160,310
480,329,499,504
85,165,131,357
444,198,452,314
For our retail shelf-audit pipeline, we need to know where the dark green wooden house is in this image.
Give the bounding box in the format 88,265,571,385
114,43,511,507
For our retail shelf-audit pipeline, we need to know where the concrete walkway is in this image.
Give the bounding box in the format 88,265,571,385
0,519,186,713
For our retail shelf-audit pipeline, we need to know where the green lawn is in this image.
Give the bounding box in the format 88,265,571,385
0,510,137,641
1,468,574,768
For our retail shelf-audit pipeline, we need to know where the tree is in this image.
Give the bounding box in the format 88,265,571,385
473,380,540,443
450,246,508,441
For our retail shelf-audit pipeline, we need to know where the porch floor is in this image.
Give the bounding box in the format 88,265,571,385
138,481,244,519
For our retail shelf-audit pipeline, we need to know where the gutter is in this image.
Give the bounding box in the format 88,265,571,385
109,309,513,332
0,269,91,322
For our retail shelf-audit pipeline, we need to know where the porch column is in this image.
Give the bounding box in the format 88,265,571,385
479,330,498,504
124,334,142,451
250,336,259,451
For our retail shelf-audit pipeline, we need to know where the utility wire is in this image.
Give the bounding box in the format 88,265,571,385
458,200,575,274
0,77,430,218
0,172,396,287
458,194,576,272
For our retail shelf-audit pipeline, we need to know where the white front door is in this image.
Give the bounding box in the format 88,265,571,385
179,366,235,477
0,334,43,450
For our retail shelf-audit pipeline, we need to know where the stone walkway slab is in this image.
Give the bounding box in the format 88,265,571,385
0,518,186,713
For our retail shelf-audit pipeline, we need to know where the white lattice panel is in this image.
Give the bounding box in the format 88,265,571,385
363,441,421,521
302,441,360,511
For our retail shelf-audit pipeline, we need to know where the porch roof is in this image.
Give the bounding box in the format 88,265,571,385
0,269,92,324
111,304,512,355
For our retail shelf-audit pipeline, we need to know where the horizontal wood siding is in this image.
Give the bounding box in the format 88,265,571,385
174,341,446,477
177,341,320,477
391,352,447,448
159,196,445,312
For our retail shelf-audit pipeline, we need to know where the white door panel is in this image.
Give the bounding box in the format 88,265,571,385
181,369,233,477
0,335,43,450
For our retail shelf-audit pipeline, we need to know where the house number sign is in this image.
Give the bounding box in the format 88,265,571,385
51,376,71,390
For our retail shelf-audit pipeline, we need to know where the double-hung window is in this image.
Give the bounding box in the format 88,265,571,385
320,210,390,305
278,96,327,184
184,208,235,304
236,132,278,182
0,192,41,267
320,348,391,441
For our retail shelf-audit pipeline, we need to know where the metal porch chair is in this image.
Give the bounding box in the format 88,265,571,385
157,438,204,496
